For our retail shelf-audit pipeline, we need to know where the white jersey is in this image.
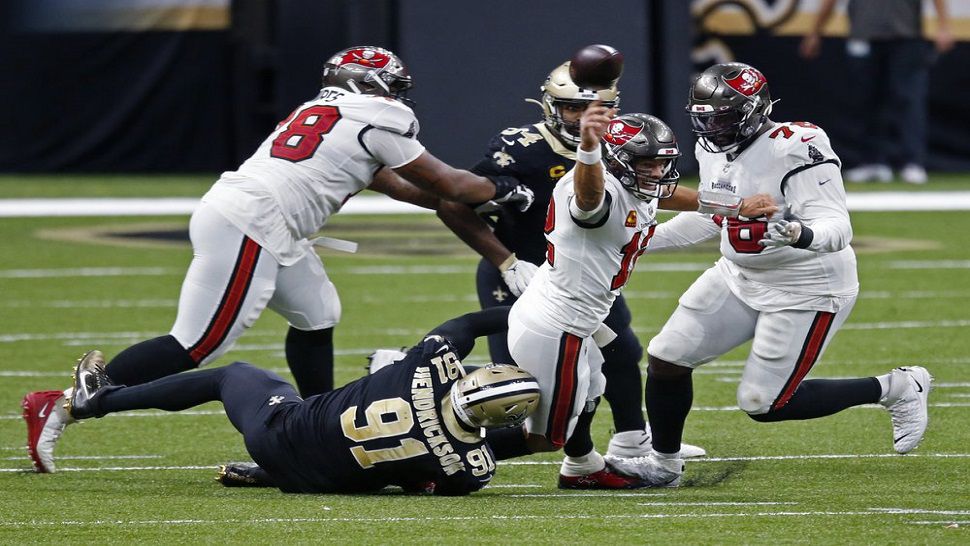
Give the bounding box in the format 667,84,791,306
696,121,858,311
515,165,658,337
201,87,425,265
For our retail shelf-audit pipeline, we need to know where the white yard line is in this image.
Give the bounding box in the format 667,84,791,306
2,455,161,461
0,508,967,526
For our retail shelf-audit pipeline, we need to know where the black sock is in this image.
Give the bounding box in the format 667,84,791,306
600,330,646,433
285,326,334,397
645,370,693,455
99,367,225,414
105,335,197,386
486,427,533,460
749,378,881,422
564,398,600,457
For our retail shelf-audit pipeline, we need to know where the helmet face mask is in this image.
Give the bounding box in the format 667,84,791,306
449,364,540,430
533,62,619,147
687,63,772,153
603,114,681,201
321,46,413,105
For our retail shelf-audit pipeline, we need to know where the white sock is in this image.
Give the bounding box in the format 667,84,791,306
876,373,892,400
560,449,605,477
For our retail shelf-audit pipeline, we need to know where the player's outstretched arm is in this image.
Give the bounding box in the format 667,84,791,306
394,151,533,211
371,167,442,210
428,307,511,359
573,101,616,211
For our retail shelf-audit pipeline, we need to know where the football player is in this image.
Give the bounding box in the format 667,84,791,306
608,63,933,486
60,308,540,495
437,61,775,488
21,45,535,474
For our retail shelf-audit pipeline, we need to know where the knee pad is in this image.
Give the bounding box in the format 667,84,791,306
736,382,773,416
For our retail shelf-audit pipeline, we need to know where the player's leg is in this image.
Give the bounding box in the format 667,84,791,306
599,296,646,434
107,203,279,385
644,267,757,456
268,244,341,396
475,259,515,365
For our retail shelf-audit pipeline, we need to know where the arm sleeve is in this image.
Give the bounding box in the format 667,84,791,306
427,307,511,359
645,212,721,252
361,128,426,168
783,162,852,252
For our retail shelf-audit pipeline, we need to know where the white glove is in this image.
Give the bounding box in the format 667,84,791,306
486,183,536,213
758,219,803,248
366,348,407,374
499,254,539,297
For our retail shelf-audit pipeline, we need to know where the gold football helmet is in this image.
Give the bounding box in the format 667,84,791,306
528,62,620,147
447,364,540,431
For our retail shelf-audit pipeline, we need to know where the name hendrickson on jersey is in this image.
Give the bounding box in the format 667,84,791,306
411,366,465,476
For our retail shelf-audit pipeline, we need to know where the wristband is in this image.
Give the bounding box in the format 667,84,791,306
576,145,602,165
498,253,517,273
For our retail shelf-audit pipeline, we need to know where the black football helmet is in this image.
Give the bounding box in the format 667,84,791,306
602,113,680,200
321,46,413,103
687,63,773,153
527,62,620,147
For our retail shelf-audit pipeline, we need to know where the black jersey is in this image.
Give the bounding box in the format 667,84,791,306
278,335,496,495
472,123,576,265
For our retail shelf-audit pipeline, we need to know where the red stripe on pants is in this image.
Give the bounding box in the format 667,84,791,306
771,311,834,411
189,237,261,362
548,333,581,447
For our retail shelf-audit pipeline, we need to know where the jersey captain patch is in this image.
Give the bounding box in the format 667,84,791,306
625,210,638,227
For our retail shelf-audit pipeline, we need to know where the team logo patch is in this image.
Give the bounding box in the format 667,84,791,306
625,210,637,227
723,68,766,96
604,120,643,145
549,165,567,179
339,48,391,69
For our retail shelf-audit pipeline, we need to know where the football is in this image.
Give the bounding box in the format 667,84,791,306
568,44,624,90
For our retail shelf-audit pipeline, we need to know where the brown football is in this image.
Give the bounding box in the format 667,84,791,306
569,44,624,90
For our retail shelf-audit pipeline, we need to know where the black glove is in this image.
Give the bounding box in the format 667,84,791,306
478,175,535,213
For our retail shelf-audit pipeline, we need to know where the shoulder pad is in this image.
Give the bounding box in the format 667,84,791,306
338,94,420,137
772,122,840,171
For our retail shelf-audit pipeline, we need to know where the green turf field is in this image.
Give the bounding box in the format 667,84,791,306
1,176,968,543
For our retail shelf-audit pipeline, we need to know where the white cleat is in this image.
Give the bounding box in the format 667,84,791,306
22,390,75,473
880,366,932,454
606,426,707,459
604,452,683,487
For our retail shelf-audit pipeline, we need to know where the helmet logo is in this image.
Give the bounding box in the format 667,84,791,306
604,119,642,145
339,48,391,69
723,68,766,96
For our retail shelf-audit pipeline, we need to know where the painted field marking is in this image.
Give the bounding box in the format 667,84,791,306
636,501,797,506
2,454,160,461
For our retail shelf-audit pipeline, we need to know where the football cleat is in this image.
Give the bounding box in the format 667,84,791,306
22,390,75,473
558,467,648,490
604,453,684,488
606,426,708,459
216,462,277,488
880,366,932,454
65,350,116,420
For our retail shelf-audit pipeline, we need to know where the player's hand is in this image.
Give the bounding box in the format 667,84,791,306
579,101,617,151
799,33,821,59
740,193,780,219
484,176,535,212
500,256,539,297
366,348,407,374
758,219,803,248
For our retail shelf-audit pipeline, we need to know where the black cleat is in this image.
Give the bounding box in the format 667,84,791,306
216,462,277,488
64,350,117,420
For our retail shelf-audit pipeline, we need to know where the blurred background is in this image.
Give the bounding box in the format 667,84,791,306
1,0,967,176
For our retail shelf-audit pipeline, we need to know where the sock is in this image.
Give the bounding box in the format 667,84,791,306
749,378,881,422
560,448,605,477
563,398,599,457
105,335,197,386
99,367,225,414
285,326,334,397
875,373,892,400
600,330,646,433
645,370,693,455
485,426,533,460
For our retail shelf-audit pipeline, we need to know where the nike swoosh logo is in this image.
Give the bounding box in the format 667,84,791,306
38,403,50,419
801,135,816,142
819,179,830,186
500,137,516,146
435,345,449,354
894,432,911,444
914,379,923,393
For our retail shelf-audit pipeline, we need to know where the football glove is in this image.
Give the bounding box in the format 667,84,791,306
366,348,407,374
499,254,538,297
481,175,535,213
758,219,813,248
